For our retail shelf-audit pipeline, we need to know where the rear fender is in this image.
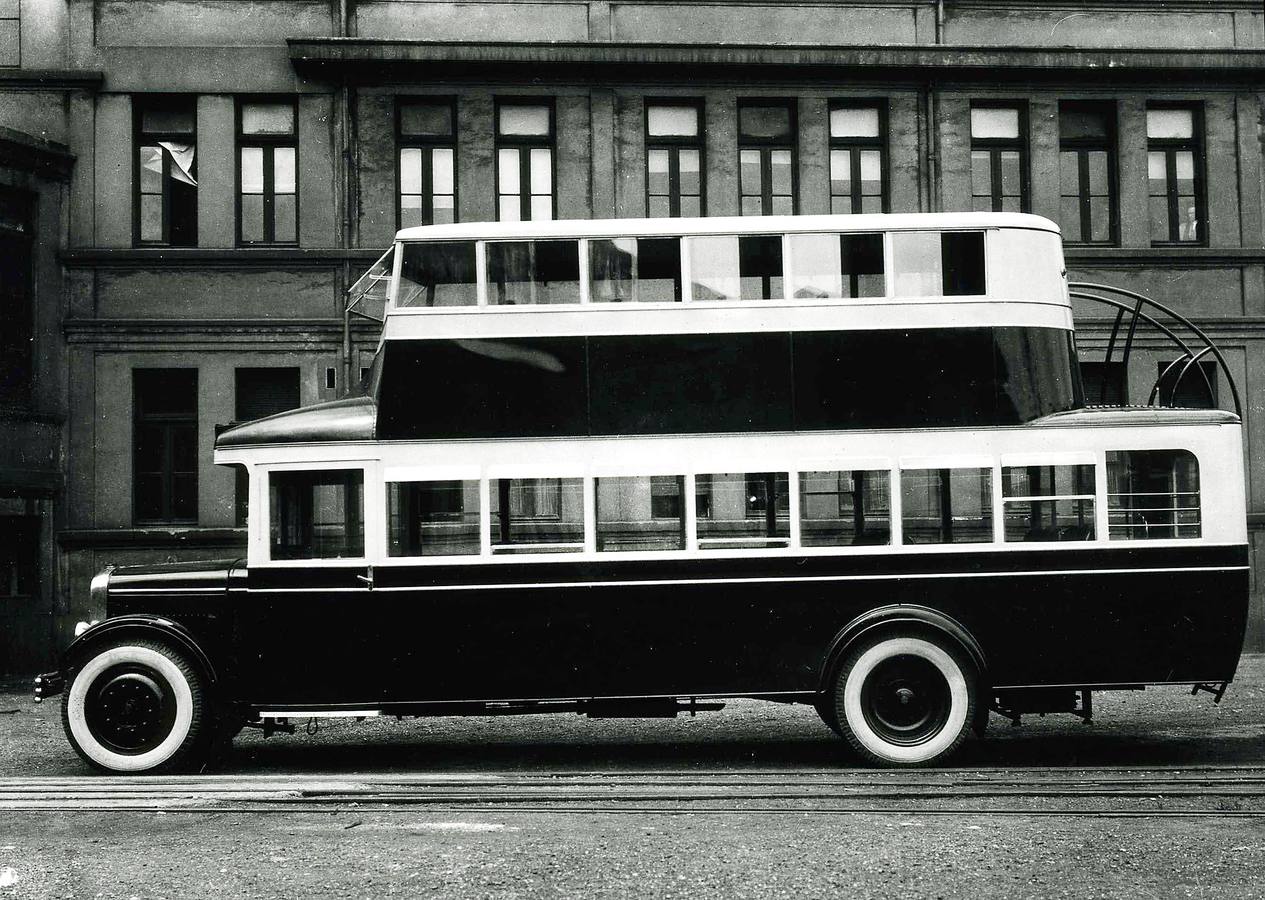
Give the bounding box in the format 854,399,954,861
818,604,988,692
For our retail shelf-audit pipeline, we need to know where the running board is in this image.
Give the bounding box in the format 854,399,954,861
251,698,726,723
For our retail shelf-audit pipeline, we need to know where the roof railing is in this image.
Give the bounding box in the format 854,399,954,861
1068,281,1241,419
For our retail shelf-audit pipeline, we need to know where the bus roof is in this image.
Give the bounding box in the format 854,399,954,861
394,212,1061,243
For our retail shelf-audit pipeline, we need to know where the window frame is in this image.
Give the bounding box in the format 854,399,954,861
494,98,557,222
737,98,798,216
1058,100,1119,246
828,100,888,215
395,96,459,230
969,101,1030,214
235,97,299,247
644,98,706,218
133,94,198,248
1146,102,1206,247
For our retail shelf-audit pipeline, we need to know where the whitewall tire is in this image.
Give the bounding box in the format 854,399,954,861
833,634,976,767
62,640,209,774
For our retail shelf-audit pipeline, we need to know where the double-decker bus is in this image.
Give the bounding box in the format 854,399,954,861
36,212,1250,773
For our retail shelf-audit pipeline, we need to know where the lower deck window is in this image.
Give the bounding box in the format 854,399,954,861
388,480,480,556
1002,465,1095,542
800,470,891,546
901,468,992,544
1107,449,1200,539
697,472,789,549
596,476,685,552
489,477,584,553
269,470,364,560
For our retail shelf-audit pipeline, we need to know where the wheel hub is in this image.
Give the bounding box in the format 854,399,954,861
84,666,178,754
860,654,952,746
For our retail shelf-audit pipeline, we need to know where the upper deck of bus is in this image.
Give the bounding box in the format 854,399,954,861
374,212,1071,342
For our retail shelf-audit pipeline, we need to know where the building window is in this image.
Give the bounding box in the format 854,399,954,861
1147,105,1204,244
234,368,300,526
133,369,198,524
397,98,456,229
1156,359,1217,409
135,96,198,247
738,100,796,216
496,100,554,222
646,100,704,217
1081,360,1127,406
238,100,297,244
970,104,1027,213
1059,101,1117,244
0,189,32,407
829,103,885,214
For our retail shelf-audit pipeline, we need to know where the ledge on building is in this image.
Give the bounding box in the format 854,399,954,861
0,69,104,91
57,527,247,551
60,247,386,268
0,126,75,181
288,39,1265,84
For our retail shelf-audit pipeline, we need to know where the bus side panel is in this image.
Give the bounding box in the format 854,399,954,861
231,545,1248,706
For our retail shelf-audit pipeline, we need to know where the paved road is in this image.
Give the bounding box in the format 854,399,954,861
1,658,1262,897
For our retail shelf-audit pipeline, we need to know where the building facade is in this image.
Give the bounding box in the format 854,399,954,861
1,0,1263,673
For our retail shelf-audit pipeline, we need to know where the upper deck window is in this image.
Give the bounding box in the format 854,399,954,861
487,240,581,305
688,235,783,301
589,238,682,303
269,469,364,560
787,232,884,299
891,231,985,297
398,241,478,307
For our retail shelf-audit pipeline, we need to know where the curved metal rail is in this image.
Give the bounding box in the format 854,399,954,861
1069,281,1241,418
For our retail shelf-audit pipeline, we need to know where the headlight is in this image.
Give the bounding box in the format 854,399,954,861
89,567,112,611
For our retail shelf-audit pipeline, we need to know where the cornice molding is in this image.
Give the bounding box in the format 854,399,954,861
288,39,1265,84
0,69,104,91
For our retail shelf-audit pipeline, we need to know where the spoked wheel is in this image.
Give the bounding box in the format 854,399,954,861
62,640,211,774
832,633,977,766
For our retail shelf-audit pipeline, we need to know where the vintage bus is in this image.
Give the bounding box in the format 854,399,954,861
36,212,1250,774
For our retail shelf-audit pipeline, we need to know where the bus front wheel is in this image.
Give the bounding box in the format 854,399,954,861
62,639,211,775
832,633,976,767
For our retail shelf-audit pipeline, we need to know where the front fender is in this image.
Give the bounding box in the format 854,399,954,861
60,615,219,687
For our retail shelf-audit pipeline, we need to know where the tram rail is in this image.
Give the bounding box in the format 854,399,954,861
3,766,1265,817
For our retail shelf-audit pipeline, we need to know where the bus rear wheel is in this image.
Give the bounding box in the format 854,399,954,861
62,639,210,775
832,633,976,767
